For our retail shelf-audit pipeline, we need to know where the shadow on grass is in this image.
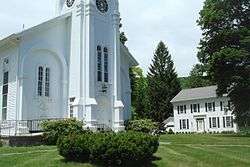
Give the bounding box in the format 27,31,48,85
60,156,162,167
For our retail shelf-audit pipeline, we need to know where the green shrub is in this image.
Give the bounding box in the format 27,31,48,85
57,131,159,166
41,119,85,145
126,119,158,133
168,128,174,134
0,140,2,147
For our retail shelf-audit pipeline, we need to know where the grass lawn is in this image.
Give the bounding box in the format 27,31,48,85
0,134,250,167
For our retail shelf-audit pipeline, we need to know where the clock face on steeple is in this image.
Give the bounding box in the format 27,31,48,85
66,0,75,7
96,0,109,13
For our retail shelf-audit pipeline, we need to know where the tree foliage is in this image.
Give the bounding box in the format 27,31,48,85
147,41,181,123
197,0,250,125
129,67,149,119
182,64,213,89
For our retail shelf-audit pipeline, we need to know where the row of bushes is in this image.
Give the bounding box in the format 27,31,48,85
57,132,159,166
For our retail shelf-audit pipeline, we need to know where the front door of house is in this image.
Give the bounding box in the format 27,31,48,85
197,119,205,133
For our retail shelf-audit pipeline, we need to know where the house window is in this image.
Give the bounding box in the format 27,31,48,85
70,105,74,118
228,101,232,110
37,66,51,97
224,116,234,128
2,71,8,120
97,46,102,82
206,102,215,112
177,105,186,114
191,104,200,113
103,47,108,83
180,119,189,130
37,66,43,96
45,68,50,97
212,117,217,128
209,117,220,128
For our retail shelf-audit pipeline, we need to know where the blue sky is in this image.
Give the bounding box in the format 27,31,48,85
0,0,205,77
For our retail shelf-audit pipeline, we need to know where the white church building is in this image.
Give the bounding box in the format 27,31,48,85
0,0,138,133
171,86,238,133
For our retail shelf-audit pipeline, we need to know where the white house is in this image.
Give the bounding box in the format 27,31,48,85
171,86,237,133
0,0,138,133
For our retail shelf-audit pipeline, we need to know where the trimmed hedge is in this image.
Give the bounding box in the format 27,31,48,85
126,119,158,133
57,132,159,166
41,119,86,145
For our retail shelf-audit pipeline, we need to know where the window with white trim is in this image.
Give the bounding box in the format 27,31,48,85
223,116,234,128
177,105,186,114
205,102,215,112
191,103,200,113
97,46,102,82
37,66,50,97
2,71,8,120
209,117,220,128
103,47,109,83
179,119,189,130
37,66,43,96
45,68,50,97
70,105,74,118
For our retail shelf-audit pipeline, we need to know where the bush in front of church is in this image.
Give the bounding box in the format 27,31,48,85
126,119,158,134
57,131,159,166
41,119,87,145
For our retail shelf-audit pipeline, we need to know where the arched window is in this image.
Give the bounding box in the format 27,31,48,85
45,68,50,97
37,66,43,96
97,46,102,82
103,47,109,83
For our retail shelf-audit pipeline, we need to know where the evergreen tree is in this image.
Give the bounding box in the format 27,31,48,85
147,41,181,123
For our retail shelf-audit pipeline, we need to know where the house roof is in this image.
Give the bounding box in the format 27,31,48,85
163,117,174,124
171,85,224,103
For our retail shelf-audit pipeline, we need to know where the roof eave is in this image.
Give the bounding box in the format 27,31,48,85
120,43,139,66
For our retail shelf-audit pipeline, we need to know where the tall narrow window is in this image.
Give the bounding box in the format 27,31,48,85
2,71,8,120
97,46,102,82
37,66,43,96
104,47,109,83
45,68,50,97
70,105,74,118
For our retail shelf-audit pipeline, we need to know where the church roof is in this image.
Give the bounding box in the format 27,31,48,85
0,13,71,48
171,85,226,103
120,44,139,66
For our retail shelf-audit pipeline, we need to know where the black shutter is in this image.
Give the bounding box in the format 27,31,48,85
213,102,215,111
180,120,182,129
177,106,180,114
223,117,225,128
209,118,212,128
231,116,234,128
217,117,220,128
220,101,223,111
205,103,208,112
184,105,186,114
187,119,189,129
191,104,193,113
198,104,200,113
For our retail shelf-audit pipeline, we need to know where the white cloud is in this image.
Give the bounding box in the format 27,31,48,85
0,0,205,77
